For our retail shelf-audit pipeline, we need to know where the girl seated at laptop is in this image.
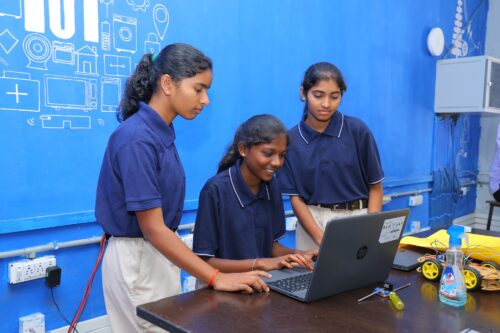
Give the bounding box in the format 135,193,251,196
193,115,317,273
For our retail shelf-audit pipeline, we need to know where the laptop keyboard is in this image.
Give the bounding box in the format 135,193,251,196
268,273,313,293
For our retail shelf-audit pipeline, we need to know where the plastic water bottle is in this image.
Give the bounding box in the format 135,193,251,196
439,225,467,307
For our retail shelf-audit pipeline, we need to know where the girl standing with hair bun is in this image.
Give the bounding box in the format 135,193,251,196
278,62,384,251
96,44,270,333
193,115,317,274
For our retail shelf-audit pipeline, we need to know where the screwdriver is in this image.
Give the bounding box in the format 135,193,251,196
357,282,411,302
389,291,405,310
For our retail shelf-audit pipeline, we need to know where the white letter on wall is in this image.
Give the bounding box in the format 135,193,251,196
83,0,99,42
49,0,76,39
25,0,45,33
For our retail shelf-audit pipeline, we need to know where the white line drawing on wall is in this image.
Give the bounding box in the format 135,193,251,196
27,118,36,126
100,0,115,19
23,33,52,70
44,75,97,111
127,0,150,12
101,21,111,51
52,41,75,65
97,118,105,126
0,29,19,54
0,0,22,19
75,45,99,75
153,4,169,40
104,54,131,77
101,76,121,112
451,0,468,57
0,71,40,112
144,33,160,54
113,14,137,53
0,57,7,66
40,114,91,130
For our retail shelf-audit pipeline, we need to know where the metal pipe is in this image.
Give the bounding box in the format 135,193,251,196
386,188,432,199
0,236,102,259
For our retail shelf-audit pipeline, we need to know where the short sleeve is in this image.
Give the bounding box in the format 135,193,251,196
360,127,384,185
271,189,287,242
115,142,162,211
192,184,220,257
277,158,299,196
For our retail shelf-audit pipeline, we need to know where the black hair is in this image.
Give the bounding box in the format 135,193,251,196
217,114,288,173
301,62,347,111
118,43,212,121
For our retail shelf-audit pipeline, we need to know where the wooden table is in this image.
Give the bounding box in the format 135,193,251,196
137,269,500,332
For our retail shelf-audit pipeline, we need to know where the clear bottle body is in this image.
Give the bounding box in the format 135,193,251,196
439,248,467,307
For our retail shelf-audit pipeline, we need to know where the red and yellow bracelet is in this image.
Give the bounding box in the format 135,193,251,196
206,269,220,288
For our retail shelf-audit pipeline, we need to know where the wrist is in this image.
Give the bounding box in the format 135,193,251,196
206,269,220,288
250,258,259,271
253,258,263,271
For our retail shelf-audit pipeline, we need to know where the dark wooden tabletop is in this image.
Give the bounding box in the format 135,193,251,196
137,268,500,333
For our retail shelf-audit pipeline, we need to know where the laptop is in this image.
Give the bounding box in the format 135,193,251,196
263,209,409,302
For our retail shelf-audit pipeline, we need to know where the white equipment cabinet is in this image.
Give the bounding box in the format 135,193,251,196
435,56,500,114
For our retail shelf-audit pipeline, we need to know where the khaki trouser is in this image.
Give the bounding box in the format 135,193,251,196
295,205,368,251
102,237,181,333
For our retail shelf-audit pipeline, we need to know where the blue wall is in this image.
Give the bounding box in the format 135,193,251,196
0,0,488,332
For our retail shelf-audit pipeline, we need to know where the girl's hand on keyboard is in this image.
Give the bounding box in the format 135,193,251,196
255,254,314,271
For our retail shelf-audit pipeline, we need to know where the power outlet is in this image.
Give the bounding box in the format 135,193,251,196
182,276,197,293
9,255,56,284
19,313,45,333
408,195,423,207
286,217,297,231
181,233,193,249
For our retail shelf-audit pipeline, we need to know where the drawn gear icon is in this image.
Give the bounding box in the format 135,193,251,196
126,0,150,12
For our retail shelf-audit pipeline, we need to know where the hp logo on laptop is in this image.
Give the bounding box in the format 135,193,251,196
356,246,368,260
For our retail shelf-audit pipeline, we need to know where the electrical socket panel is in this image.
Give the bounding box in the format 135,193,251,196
286,217,297,231
9,255,56,284
408,195,423,207
182,276,197,293
181,233,193,249
19,313,45,333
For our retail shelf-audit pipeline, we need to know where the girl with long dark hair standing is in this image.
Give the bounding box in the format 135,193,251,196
96,44,269,333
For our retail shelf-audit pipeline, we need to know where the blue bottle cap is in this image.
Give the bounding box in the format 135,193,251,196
447,225,465,247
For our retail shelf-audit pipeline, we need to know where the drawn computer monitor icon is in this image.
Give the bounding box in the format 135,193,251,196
45,75,97,111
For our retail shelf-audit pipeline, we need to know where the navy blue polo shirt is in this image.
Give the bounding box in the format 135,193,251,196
193,160,286,260
95,102,185,237
278,111,384,205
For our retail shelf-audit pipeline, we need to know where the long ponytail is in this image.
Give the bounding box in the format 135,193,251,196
218,127,242,173
117,43,212,122
118,54,155,121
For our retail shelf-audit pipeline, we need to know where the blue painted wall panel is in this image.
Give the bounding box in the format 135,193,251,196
0,1,488,331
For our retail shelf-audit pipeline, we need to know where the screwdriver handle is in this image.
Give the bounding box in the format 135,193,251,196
389,291,404,311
